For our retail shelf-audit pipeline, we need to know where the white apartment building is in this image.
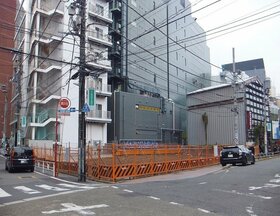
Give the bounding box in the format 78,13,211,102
13,0,112,147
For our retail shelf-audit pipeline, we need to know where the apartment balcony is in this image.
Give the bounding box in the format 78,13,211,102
87,54,112,71
108,44,121,59
88,31,112,47
88,2,112,24
93,84,112,97
28,109,57,127
31,0,64,17
30,56,63,74
86,110,112,123
27,86,60,105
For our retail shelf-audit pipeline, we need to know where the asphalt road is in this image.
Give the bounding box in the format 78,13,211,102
0,154,279,216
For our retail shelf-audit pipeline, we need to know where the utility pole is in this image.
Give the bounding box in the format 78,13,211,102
263,88,268,155
77,0,86,182
232,48,239,146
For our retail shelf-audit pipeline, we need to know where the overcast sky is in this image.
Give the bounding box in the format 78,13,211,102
190,0,280,95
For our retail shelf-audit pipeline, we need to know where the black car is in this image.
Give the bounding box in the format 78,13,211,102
220,145,255,166
5,146,35,172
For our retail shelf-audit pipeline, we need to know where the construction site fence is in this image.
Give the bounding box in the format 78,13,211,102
33,144,259,182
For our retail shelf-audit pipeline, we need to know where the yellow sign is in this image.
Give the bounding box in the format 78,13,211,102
136,105,160,112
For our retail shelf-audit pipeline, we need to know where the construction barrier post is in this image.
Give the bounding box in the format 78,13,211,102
112,144,116,182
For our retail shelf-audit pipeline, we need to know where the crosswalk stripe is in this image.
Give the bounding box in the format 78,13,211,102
57,183,96,189
36,184,70,192
14,186,41,194
0,188,11,198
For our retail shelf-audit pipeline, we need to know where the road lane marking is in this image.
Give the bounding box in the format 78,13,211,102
269,179,280,183
111,186,119,189
36,184,70,192
148,196,160,200
199,182,207,185
14,186,41,194
0,188,11,198
198,208,211,213
214,189,272,200
57,183,96,190
123,189,133,193
169,202,183,206
42,203,109,215
246,206,257,216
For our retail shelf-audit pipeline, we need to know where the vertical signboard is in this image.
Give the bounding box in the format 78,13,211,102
88,88,96,109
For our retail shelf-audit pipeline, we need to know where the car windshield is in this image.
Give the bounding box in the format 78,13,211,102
13,147,33,157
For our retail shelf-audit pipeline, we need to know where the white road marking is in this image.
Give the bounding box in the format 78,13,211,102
169,202,183,206
111,186,119,189
0,189,87,207
275,174,280,178
249,186,262,191
199,182,207,185
198,208,211,213
0,188,11,198
57,183,96,190
41,203,109,215
148,196,160,200
246,206,257,216
36,184,70,192
269,179,280,183
123,189,133,193
14,186,41,194
215,189,272,200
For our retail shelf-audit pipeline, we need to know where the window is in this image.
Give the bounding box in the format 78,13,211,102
96,4,104,16
95,27,103,39
176,67,178,76
153,36,156,45
154,74,156,83
153,18,156,26
153,1,156,10
154,55,156,64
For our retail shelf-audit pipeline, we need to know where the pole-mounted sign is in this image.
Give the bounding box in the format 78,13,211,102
59,97,71,109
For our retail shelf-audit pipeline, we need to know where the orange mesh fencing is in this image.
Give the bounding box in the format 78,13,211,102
33,144,225,182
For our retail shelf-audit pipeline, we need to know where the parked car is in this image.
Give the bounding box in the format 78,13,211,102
220,145,255,166
5,146,35,172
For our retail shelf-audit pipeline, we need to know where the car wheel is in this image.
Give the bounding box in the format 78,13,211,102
5,162,8,171
30,167,34,172
242,157,247,166
221,163,226,167
8,165,13,173
251,157,255,165
232,163,236,166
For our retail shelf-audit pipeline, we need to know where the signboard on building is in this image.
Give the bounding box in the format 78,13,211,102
272,121,280,140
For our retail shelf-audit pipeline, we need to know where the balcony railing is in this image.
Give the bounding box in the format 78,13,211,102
88,30,112,46
88,2,112,23
32,0,64,15
87,110,111,120
28,109,56,124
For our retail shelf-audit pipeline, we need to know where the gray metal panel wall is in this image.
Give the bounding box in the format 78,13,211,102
114,91,178,142
187,86,246,145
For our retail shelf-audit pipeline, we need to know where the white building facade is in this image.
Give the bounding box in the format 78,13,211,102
13,0,112,147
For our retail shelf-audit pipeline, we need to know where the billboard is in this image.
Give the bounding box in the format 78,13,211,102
272,121,280,140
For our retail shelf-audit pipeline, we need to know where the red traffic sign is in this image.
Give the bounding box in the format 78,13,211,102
59,97,71,109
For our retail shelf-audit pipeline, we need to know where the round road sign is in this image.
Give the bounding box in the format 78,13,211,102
59,97,71,109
